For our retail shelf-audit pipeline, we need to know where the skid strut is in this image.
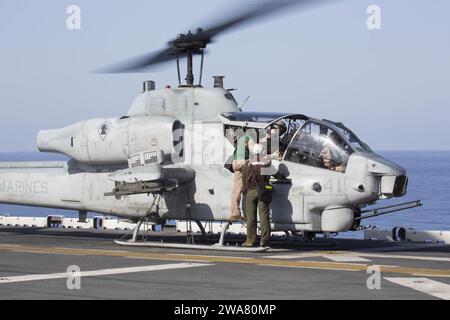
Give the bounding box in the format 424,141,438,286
217,221,231,247
116,219,268,253
115,191,268,252
131,218,145,242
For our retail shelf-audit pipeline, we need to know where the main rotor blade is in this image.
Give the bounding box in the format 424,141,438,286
99,0,333,73
97,48,179,73
199,0,324,41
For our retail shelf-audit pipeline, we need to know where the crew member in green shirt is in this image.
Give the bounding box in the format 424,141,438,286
230,129,255,221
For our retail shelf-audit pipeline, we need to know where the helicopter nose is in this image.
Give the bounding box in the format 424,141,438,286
367,157,405,176
368,157,408,198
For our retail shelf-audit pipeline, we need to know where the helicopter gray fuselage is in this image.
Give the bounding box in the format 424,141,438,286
0,86,407,233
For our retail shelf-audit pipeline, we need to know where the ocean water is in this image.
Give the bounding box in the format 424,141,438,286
0,151,449,232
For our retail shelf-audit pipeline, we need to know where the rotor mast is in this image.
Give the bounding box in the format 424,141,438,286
185,49,194,86
173,30,207,87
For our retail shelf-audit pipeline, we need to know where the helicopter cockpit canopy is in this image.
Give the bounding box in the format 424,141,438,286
284,121,351,172
323,119,372,153
219,112,308,145
283,119,374,173
219,112,373,174
219,112,308,154
219,112,308,128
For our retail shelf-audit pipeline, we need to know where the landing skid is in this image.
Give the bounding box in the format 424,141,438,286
115,219,270,253
114,239,269,252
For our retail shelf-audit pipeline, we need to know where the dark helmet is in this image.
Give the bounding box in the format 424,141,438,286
273,121,287,135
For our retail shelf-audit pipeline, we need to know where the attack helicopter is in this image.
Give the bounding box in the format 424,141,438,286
0,0,421,252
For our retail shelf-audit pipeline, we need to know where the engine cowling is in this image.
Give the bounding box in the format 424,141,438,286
37,115,183,164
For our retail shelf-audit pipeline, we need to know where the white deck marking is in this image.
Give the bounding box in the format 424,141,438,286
385,277,450,300
357,253,450,262
322,254,371,262
266,251,450,263
0,263,212,284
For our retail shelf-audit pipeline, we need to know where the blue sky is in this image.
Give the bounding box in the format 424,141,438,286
0,0,449,151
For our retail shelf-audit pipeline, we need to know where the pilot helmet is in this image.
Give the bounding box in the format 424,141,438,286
273,121,287,135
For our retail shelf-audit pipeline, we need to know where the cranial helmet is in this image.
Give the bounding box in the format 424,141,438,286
274,121,287,135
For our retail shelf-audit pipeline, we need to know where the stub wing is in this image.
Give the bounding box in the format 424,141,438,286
107,164,164,183
105,164,194,197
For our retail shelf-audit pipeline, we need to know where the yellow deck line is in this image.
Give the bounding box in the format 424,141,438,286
1,244,449,277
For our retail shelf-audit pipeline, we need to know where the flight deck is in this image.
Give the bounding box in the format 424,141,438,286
0,227,449,300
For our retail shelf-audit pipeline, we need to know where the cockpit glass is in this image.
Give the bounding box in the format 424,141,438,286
222,114,307,160
323,120,372,152
284,121,352,173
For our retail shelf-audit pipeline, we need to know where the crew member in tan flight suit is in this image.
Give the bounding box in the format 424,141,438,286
230,129,255,222
241,152,273,247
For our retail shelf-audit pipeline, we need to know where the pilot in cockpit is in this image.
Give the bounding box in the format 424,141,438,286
264,121,287,160
320,131,347,172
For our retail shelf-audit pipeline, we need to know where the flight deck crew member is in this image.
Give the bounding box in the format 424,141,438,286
230,130,255,222
241,155,272,247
